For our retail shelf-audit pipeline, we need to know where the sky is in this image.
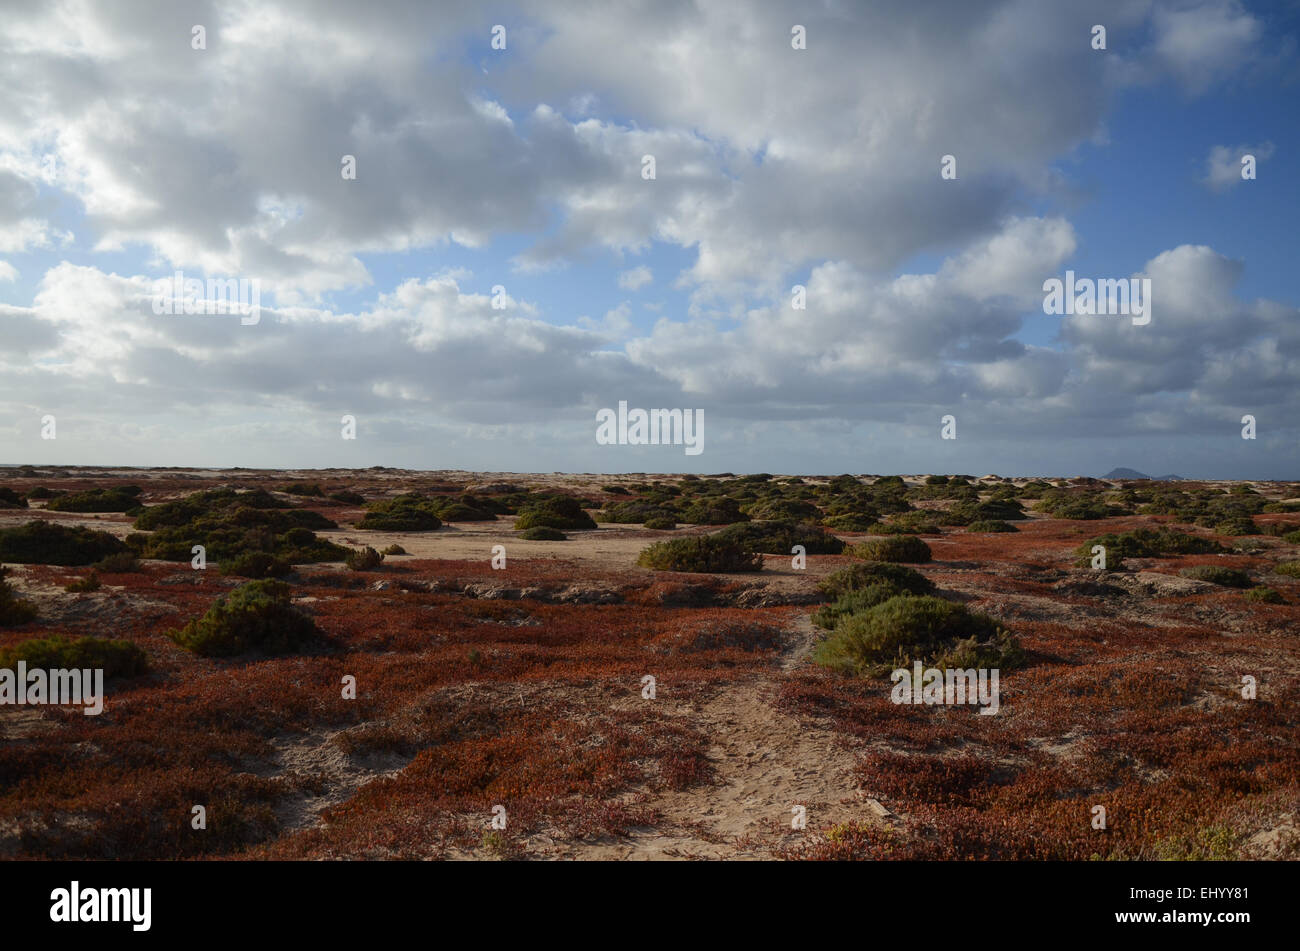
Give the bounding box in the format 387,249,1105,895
0,0,1297,478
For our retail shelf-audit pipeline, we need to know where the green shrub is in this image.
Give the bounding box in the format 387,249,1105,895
602,485,630,495
23,487,59,501
168,580,319,657
818,562,935,599
867,512,941,535
520,527,567,541
514,495,596,531
329,490,366,505
822,514,877,532
344,546,384,571
280,482,323,497
0,635,148,678
1177,565,1252,588
45,486,142,513
1076,528,1223,564
433,501,496,521
745,498,822,521
852,535,932,564
358,494,444,531
598,500,679,525
813,585,916,629
381,544,407,555
0,520,128,566
1272,561,1300,578
637,536,763,573
221,551,292,578
93,551,142,573
1244,586,1285,604
1035,490,1122,520
0,566,37,626
643,517,676,531
0,487,28,509
65,572,101,593
715,520,845,555
813,595,1023,676
680,498,748,525
965,519,1016,533
1213,517,1260,536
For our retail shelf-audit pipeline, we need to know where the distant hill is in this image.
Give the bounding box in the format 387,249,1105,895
1103,467,1183,481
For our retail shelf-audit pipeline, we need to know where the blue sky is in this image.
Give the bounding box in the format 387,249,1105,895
1,0,1297,478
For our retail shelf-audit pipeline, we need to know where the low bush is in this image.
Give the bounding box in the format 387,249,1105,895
0,565,38,626
818,562,935,600
220,551,292,579
358,494,444,531
344,546,384,571
0,487,28,509
1244,586,1285,604
715,520,845,555
598,500,679,525
519,527,567,541
745,498,822,522
65,572,101,593
1177,565,1252,588
813,595,1023,676
381,544,407,555
0,635,148,678
1212,517,1260,536
1272,561,1300,578
514,495,597,531
0,520,128,566
643,517,676,530
966,519,1018,533
93,552,142,573
822,514,877,532
45,486,143,513
23,487,60,501
867,512,941,535
637,536,763,573
679,498,748,525
1076,528,1224,564
852,535,932,564
329,490,366,505
168,580,319,657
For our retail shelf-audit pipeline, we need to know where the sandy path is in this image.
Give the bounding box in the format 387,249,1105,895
536,615,881,860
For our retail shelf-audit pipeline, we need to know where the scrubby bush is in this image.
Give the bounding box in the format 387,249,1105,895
853,535,932,564
280,482,323,497
745,498,822,521
93,551,141,573
168,580,319,657
45,486,143,513
0,487,27,509
1212,517,1260,536
1178,565,1252,588
680,497,748,525
65,572,102,593
358,494,444,531
637,536,763,573
1076,528,1223,563
822,514,878,532
0,635,148,677
23,487,60,500
344,546,384,571
329,490,366,505
813,595,1023,676
643,517,676,530
715,520,845,555
433,501,497,521
1272,561,1300,578
514,495,597,531
812,586,910,629
602,485,630,495
1035,489,1123,520
0,565,37,626
519,527,567,541
132,492,343,565
598,500,679,525
1244,586,1285,604
221,551,292,579
0,520,128,566
867,512,941,535
381,544,406,555
966,519,1018,533
818,562,935,600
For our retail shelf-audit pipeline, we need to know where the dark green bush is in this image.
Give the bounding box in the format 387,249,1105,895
23,487,60,500
0,635,148,678
93,551,141,573
1272,561,1300,578
818,562,935,600
813,584,916,629
853,535,932,564
168,580,319,657
0,520,128,566
598,500,679,525
822,514,877,532
637,536,763,573
345,546,384,571
280,482,323,497
220,551,292,579
358,494,444,531
715,520,845,555
45,487,142,513
813,595,1023,676
381,544,407,555
680,497,748,525
0,487,27,509
514,495,596,531
65,571,101,592
867,512,941,535
966,519,1018,533
1076,528,1224,564
643,517,676,530
0,565,37,626
1212,517,1260,536
745,498,822,521
520,527,567,541
329,490,366,505
1244,586,1285,604
1178,565,1252,588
